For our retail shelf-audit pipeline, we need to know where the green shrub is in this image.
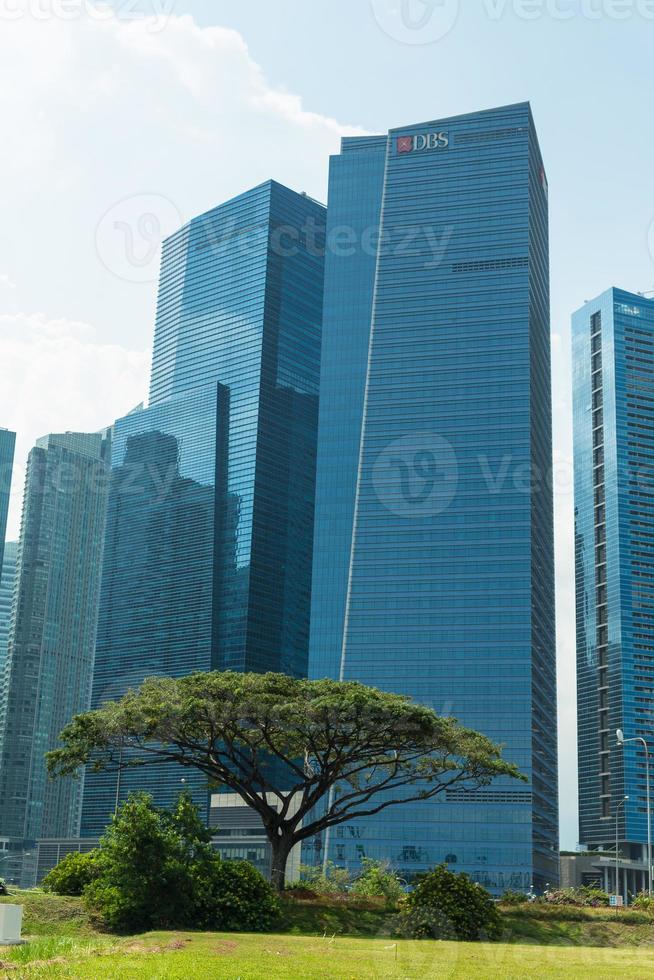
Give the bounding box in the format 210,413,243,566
397,865,502,942
500,889,529,906
196,860,280,932
42,851,103,897
292,862,352,895
83,793,203,932
83,880,137,933
631,893,654,913
81,791,279,934
620,910,651,923
351,859,404,906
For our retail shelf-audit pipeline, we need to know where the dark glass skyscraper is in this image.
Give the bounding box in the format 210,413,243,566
309,103,557,893
0,428,16,571
82,180,325,835
573,287,654,894
0,433,110,885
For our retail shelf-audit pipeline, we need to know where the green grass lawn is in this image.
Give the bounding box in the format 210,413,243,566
4,930,654,979
2,891,654,978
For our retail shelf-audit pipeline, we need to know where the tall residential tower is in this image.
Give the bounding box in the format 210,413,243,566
0,432,110,885
0,428,16,570
573,287,654,896
82,180,326,836
309,103,557,893
0,541,18,679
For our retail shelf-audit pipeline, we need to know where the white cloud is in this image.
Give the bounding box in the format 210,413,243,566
0,312,148,537
0,6,365,537
0,8,365,204
0,274,16,290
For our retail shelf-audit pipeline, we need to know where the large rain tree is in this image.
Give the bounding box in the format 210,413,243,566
47,672,525,891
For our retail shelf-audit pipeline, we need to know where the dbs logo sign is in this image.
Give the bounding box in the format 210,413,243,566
397,132,449,153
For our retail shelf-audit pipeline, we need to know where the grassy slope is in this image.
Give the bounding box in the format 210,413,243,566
282,896,654,948
0,891,95,937
503,906,654,948
282,897,393,937
4,890,654,945
2,892,654,978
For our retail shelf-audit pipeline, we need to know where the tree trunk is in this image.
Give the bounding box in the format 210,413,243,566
270,833,294,893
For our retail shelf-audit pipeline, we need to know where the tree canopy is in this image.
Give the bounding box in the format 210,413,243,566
47,671,525,890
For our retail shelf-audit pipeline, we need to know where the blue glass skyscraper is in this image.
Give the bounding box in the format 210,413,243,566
0,428,16,572
82,180,325,835
0,542,17,681
574,287,654,895
309,103,557,893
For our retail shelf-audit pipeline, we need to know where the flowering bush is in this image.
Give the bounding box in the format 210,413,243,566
542,886,609,907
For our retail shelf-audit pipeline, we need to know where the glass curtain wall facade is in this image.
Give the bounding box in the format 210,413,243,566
82,181,325,836
0,433,110,885
574,288,654,887
0,542,18,680
309,103,557,893
309,137,386,681
0,428,16,571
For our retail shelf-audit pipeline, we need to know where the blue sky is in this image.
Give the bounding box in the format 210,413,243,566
1,0,653,849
